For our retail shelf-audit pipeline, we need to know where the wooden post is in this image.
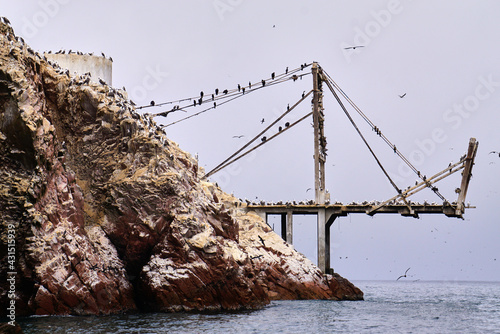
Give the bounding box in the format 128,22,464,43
312,62,326,205
456,137,478,216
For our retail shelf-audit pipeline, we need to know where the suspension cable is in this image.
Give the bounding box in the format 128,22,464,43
322,78,418,214
205,111,313,179
204,90,313,178
322,68,447,203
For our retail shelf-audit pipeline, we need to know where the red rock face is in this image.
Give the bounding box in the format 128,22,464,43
0,21,362,317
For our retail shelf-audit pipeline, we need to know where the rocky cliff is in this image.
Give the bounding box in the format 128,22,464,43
0,21,362,316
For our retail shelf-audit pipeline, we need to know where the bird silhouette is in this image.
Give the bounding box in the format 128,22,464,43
150,100,155,106
344,45,365,50
271,72,275,80
489,151,500,157
232,135,244,138
399,93,407,98
258,235,266,247
261,118,265,124
397,267,411,280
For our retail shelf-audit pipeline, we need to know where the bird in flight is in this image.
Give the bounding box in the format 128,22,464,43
489,151,500,157
344,45,364,50
258,235,266,247
397,267,411,280
260,118,265,124
232,135,244,138
306,188,312,192
399,93,407,98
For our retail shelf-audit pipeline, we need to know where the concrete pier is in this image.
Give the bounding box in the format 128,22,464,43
248,200,473,273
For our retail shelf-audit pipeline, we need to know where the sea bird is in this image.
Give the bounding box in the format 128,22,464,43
399,93,407,98
258,235,266,247
344,45,364,50
397,267,411,280
489,151,500,157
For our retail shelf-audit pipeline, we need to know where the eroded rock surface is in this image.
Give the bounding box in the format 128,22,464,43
0,21,362,316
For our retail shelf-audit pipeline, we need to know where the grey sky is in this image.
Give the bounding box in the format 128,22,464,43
3,0,499,281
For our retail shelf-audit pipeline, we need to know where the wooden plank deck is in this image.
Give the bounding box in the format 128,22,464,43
247,201,473,218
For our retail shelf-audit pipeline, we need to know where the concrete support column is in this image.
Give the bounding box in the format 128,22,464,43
280,213,287,241
256,210,266,224
286,210,293,244
317,208,326,273
280,211,293,244
325,213,337,274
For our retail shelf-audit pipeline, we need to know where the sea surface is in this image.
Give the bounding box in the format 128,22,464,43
18,280,500,334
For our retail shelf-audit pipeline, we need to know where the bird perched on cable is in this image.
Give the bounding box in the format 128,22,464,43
238,84,241,92
261,79,266,86
215,88,219,95
200,91,204,98
344,45,365,50
258,235,266,247
271,72,275,80
261,136,267,142
490,151,500,157
285,67,288,74
223,89,228,94
150,100,155,106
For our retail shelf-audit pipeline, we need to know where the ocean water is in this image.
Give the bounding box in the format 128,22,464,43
18,280,500,334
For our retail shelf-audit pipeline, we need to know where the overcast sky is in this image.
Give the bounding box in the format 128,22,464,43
3,0,499,281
